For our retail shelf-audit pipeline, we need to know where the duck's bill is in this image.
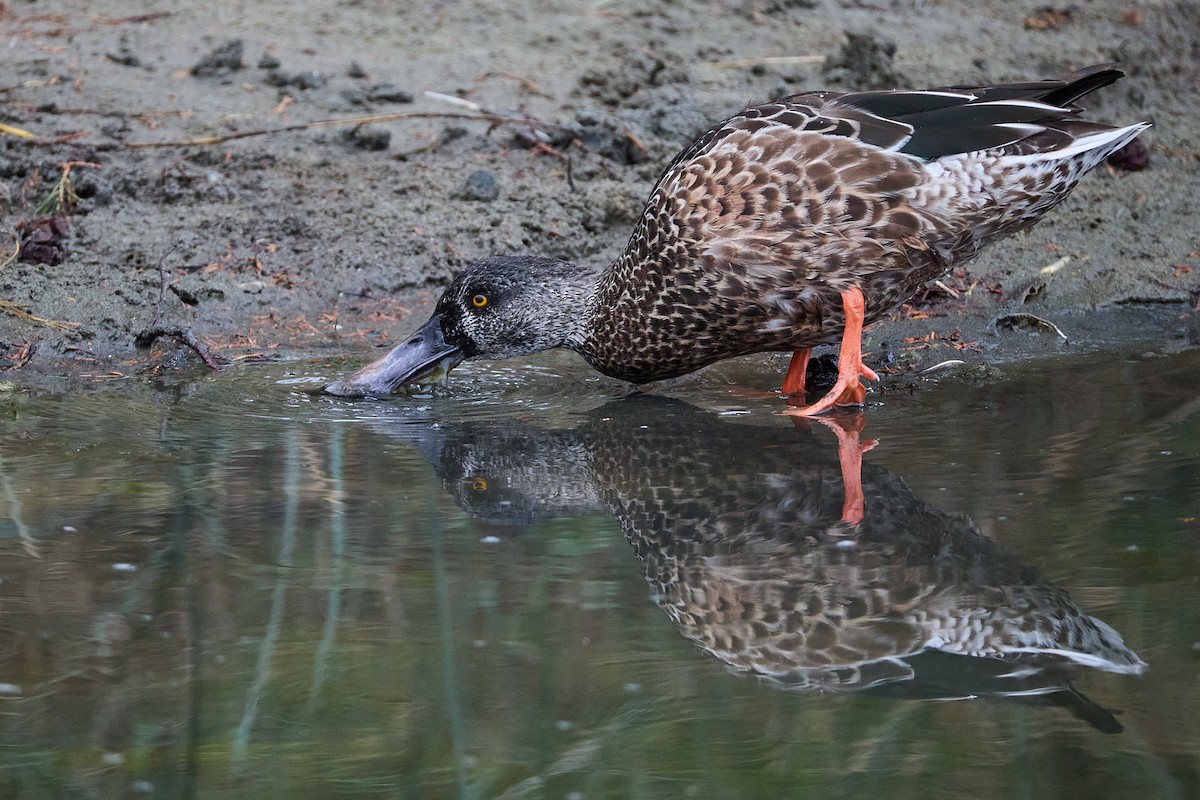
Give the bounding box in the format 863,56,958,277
323,314,464,397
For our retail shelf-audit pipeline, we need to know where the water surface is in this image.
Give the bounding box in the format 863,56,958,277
1,348,1198,799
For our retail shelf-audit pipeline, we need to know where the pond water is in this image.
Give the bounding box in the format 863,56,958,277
1,346,1198,799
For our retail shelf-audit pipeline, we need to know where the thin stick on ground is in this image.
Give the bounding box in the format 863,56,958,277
0,232,19,271
134,326,223,369
0,300,79,332
704,55,826,69
0,122,36,140
4,341,37,371
150,241,181,328
114,109,561,149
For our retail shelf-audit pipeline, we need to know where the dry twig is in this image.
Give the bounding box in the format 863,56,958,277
705,55,826,69
134,326,223,368
0,233,19,271
117,110,559,149
0,122,36,140
135,243,221,369
0,300,80,332
150,241,181,328
3,340,37,371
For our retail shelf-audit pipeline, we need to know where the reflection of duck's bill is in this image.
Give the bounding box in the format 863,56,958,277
324,314,464,397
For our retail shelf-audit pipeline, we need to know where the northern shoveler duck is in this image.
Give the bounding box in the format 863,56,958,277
325,64,1148,413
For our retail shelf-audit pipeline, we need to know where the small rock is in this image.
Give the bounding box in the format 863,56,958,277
462,170,499,201
567,111,647,165
1107,138,1150,172
347,61,368,79
763,0,818,11
17,216,71,266
342,82,414,106
263,70,291,88
266,70,329,90
366,82,413,103
822,31,907,90
73,172,113,207
99,119,132,139
107,36,141,67
169,284,200,307
343,124,391,151
280,216,308,237
191,39,244,77
257,52,281,70
292,70,328,90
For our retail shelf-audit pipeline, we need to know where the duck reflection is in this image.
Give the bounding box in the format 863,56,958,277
406,396,1145,732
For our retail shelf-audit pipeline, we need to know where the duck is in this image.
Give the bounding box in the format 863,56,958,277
325,64,1148,414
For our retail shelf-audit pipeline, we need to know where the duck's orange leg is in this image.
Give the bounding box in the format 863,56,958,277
781,348,811,396
784,287,877,417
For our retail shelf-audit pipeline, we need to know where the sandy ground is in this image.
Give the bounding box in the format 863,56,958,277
1,0,1197,387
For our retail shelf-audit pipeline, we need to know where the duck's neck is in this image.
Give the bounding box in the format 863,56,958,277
565,258,640,379
556,263,608,354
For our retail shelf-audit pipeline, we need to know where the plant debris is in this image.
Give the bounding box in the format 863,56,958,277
1024,6,1075,30
2,340,36,371
134,326,223,368
31,161,98,216
16,217,71,266
0,300,79,332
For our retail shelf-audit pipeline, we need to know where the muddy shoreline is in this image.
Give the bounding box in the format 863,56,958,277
1,1,1197,391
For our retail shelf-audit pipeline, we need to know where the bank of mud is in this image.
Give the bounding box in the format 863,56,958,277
1,1,1197,391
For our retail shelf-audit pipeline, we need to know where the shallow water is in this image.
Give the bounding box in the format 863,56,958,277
1,347,1198,799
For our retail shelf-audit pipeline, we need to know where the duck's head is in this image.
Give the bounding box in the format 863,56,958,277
324,255,589,397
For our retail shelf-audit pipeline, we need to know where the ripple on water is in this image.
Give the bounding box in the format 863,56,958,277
270,351,628,428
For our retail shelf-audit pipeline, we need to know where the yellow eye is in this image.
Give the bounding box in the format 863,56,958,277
471,477,488,491
471,294,488,308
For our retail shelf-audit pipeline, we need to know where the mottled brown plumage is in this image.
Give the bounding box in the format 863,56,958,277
325,65,1148,408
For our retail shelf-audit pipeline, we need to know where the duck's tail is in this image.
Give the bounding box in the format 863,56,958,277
1008,120,1150,166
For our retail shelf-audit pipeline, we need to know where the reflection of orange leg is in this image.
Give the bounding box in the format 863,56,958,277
781,348,811,396
784,287,878,417
814,415,878,525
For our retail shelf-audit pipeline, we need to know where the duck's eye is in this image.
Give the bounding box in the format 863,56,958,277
471,294,488,308
470,477,488,491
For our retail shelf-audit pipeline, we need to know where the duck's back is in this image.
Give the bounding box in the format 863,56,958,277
581,65,1146,384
